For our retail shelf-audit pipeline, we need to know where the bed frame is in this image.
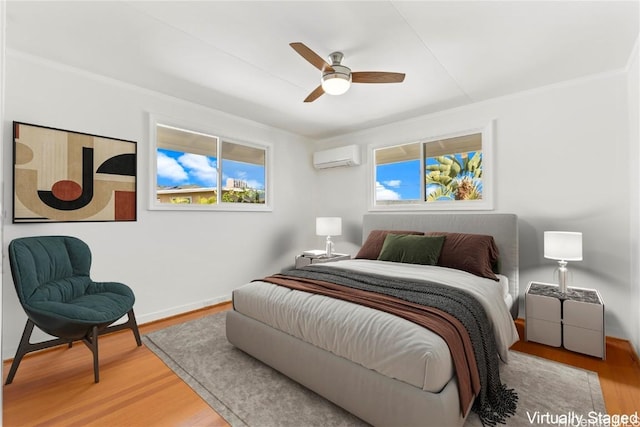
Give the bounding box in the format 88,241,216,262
226,213,519,427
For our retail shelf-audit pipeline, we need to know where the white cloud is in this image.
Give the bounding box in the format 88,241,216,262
376,181,401,200
178,153,218,187
383,180,402,188
157,152,188,183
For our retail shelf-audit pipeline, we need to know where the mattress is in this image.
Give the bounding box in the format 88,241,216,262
232,259,519,393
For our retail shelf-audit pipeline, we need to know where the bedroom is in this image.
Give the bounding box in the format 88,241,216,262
0,0,639,425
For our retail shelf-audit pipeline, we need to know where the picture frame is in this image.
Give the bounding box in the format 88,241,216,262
13,121,137,223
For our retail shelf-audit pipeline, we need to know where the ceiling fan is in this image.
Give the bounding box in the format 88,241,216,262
290,42,406,103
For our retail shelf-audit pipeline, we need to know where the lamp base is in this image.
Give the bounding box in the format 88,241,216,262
325,236,334,257
557,260,568,293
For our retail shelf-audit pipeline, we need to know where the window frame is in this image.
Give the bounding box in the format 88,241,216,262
149,114,273,212
369,121,494,211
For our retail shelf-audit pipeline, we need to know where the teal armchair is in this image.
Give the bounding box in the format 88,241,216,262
6,235,141,384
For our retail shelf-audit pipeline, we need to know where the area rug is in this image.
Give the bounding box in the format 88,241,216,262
143,312,606,427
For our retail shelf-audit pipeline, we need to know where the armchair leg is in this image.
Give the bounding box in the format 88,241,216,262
99,309,142,347
5,320,35,385
81,309,140,383
5,320,72,385
92,326,99,383
128,309,142,347
82,325,100,383
6,310,141,385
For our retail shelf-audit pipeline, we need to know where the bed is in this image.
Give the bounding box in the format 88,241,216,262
226,213,520,427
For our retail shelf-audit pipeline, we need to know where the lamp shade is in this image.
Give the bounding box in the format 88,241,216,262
321,73,351,95
544,231,582,261
316,217,342,236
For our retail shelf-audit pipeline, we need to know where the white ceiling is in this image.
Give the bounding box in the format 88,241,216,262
6,1,639,140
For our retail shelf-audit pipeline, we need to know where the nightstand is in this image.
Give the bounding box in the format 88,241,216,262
295,253,350,269
525,281,605,359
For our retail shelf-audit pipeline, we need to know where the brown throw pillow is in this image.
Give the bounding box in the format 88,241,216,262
427,232,500,281
356,230,424,260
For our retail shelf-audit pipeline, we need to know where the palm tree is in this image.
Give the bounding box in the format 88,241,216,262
425,152,483,201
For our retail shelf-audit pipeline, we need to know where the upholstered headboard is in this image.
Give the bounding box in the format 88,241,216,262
362,213,519,319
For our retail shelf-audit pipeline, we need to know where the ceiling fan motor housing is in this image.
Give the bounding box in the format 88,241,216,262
322,64,351,81
324,51,351,79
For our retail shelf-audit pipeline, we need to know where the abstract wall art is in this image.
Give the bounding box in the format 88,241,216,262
13,122,137,223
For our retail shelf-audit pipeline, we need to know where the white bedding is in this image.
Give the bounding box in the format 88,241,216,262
232,259,519,393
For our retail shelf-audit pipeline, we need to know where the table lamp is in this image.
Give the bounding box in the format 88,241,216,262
544,231,582,293
316,217,342,257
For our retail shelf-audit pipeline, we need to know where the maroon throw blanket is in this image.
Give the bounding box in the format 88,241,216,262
261,274,481,416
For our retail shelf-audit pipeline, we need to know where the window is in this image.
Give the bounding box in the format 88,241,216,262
372,123,493,210
375,143,422,203
150,117,271,211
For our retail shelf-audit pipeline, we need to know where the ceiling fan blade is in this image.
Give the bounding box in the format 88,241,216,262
304,85,325,103
352,72,406,84
290,42,334,72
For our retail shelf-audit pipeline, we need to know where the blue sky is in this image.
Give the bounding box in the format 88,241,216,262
157,148,265,189
376,159,421,200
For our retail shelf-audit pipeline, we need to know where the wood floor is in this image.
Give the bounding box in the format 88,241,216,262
512,319,640,417
3,304,640,426
3,304,230,427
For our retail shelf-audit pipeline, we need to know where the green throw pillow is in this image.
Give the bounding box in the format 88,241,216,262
377,234,446,265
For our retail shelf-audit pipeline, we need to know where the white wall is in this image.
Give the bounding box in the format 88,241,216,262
1,52,317,358
629,39,640,355
0,0,6,415
315,71,635,345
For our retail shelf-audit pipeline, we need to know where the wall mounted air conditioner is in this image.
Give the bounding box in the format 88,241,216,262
313,145,361,169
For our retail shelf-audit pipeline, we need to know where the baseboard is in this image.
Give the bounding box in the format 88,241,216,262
136,295,232,326
605,335,640,364
139,299,232,328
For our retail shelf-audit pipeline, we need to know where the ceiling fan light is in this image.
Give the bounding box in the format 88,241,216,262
321,73,351,95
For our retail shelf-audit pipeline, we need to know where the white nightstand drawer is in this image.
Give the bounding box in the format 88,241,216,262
563,299,604,331
526,293,561,322
526,318,562,347
564,325,605,358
